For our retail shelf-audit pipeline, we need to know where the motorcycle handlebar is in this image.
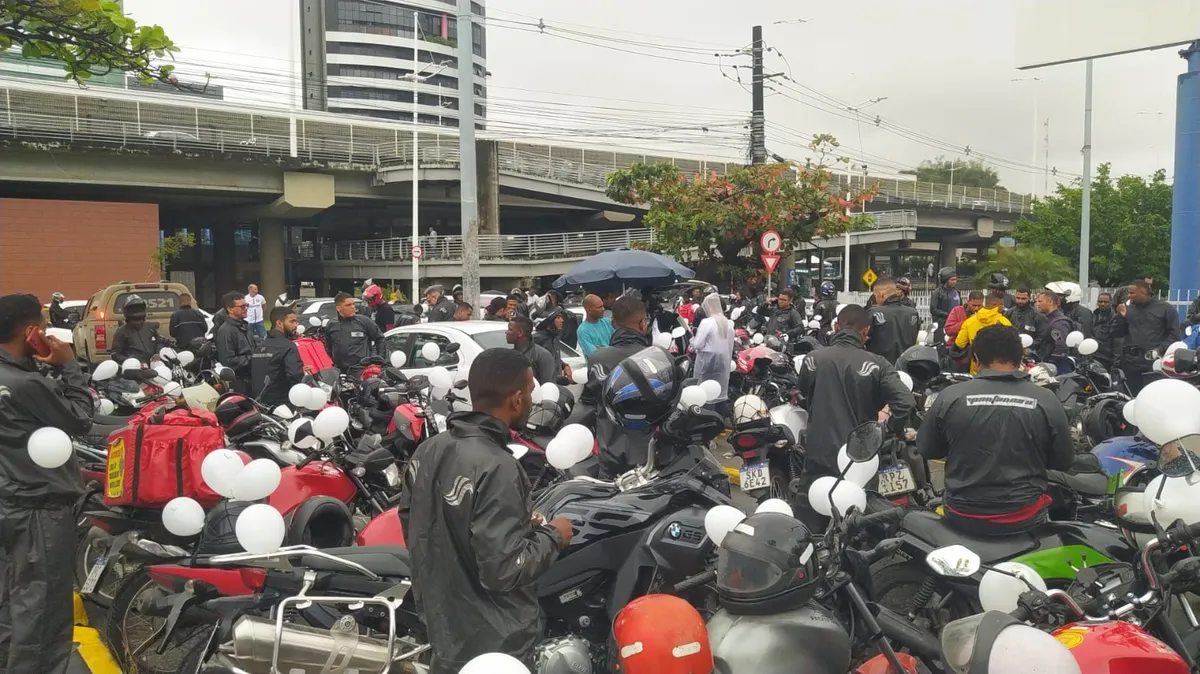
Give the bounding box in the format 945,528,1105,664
854,507,907,531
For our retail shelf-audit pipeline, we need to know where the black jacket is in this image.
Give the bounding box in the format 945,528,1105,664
1064,303,1094,338
0,350,93,500
866,296,921,364
763,304,807,335
1092,308,1120,365
813,299,839,329
250,330,305,407
397,412,564,673
929,285,958,324
111,323,167,363
49,300,70,329
426,297,457,323
1189,296,1200,325
1036,309,1073,363
169,306,209,348
918,369,1073,516
324,314,384,370
515,339,560,386
1111,298,1181,366
373,302,396,332
796,329,915,475
586,328,653,478
215,316,255,383
1005,303,1046,342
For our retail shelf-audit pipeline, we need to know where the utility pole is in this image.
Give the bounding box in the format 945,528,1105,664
456,0,480,312
1079,59,1094,289
750,25,767,164
1043,118,1051,195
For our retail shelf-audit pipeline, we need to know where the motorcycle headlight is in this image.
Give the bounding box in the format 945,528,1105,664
383,463,402,488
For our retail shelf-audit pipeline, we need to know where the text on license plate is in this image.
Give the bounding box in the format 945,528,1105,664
740,460,770,492
80,556,108,595
878,464,917,496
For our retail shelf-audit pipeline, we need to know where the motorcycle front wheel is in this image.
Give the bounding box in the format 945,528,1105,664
105,568,213,674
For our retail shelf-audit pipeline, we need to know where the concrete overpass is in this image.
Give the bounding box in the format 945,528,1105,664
0,79,1031,299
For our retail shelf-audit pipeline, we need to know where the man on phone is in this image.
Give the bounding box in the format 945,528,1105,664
0,293,95,673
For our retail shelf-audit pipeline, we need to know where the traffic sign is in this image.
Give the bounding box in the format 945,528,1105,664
862,268,878,287
411,245,424,260
760,230,782,254
761,253,781,274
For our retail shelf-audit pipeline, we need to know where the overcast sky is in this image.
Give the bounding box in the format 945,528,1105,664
122,0,1185,196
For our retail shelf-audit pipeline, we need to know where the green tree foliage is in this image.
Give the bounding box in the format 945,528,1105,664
150,232,195,278
901,156,1002,189
1011,164,1172,287
975,245,1074,290
0,0,178,84
606,135,875,281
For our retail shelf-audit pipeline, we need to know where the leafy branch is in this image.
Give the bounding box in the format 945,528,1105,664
150,232,195,278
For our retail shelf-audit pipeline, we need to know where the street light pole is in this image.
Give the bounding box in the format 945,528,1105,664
1079,59,1094,290
410,11,420,304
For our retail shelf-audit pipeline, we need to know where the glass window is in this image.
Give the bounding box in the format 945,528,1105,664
470,329,509,351
409,332,460,368
384,332,413,364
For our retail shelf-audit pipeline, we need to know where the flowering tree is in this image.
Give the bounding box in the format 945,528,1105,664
605,135,875,282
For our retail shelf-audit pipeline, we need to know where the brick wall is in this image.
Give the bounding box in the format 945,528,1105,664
0,198,159,302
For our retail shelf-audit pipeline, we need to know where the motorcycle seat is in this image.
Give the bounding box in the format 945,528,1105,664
83,423,125,447
1048,470,1109,499
900,511,1038,564
94,413,134,426
300,545,410,578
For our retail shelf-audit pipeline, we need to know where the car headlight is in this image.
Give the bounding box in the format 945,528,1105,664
383,463,402,488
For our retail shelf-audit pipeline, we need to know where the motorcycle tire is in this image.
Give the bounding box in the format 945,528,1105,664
869,560,975,633
105,568,214,674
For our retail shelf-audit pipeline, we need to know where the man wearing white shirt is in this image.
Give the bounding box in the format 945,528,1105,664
246,284,267,338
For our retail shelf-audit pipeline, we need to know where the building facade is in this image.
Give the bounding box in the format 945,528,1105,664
298,0,487,129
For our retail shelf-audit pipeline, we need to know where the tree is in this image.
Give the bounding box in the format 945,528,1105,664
0,0,178,84
605,135,875,282
150,231,195,278
901,156,1002,189
975,245,1074,290
1011,163,1172,287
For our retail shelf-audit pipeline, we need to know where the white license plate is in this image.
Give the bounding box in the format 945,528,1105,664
740,460,770,492
80,556,108,595
878,464,917,497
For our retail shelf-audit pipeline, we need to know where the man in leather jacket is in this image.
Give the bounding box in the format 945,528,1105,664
424,285,456,323
0,293,95,673
48,292,70,328
1005,288,1046,343
1035,289,1074,373
762,288,807,334
929,266,960,345
398,348,573,674
215,291,256,393
866,277,921,364
918,325,1073,536
1092,293,1120,367
324,292,384,372
1112,279,1181,394
797,305,914,481
250,306,305,407
111,295,168,363
169,293,209,348
584,296,653,478
813,281,839,331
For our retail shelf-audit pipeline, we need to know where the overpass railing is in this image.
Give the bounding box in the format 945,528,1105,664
0,81,1030,213
294,210,917,263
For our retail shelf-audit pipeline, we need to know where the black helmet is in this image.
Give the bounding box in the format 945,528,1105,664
1082,396,1134,447
819,281,836,298
938,267,957,284
716,512,819,615
988,272,1010,291
602,346,679,430
122,294,148,321
215,394,256,429
897,277,912,294
764,335,783,351
526,400,566,435
896,345,941,385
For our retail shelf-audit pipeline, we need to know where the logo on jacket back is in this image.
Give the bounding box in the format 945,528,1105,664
857,361,880,377
965,394,1038,409
442,475,474,506
872,313,886,325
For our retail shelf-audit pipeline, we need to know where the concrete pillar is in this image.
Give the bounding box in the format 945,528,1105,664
476,139,500,236
259,220,286,303
938,245,957,270
213,226,237,298
850,245,871,291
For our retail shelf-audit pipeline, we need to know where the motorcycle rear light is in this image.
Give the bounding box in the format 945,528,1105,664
95,324,106,350
741,450,758,460
734,435,758,450
891,496,911,505
239,568,267,591
87,516,114,534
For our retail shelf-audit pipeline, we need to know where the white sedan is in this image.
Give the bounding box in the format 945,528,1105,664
383,320,586,405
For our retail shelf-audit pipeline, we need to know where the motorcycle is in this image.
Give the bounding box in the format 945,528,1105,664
727,393,808,505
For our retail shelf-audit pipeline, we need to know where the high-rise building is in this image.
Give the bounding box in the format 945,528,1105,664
298,0,487,129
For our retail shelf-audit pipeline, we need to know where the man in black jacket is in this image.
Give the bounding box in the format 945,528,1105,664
324,292,384,372
1092,292,1120,367
586,296,653,478
797,305,914,480
215,291,255,393
762,288,807,334
1035,289,1074,373
251,306,305,407
169,293,209,348
1112,279,1181,394
866,277,921,364
424,286,456,323
507,315,560,385
0,293,95,674
48,292,70,328
918,325,1072,536
929,266,960,345
111,295,168,363
1005,288,1046,343
398,348,573,673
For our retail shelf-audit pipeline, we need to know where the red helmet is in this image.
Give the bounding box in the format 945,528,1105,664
613,594,713,674
362,284,383,306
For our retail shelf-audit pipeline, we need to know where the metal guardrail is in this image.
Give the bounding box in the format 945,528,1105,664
0,81,1030,214
295,210,918,263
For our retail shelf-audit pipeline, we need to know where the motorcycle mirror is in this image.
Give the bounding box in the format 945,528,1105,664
453,379,468,390
845,421,883,463
1157,435,1200,478
925,545,981,578
444,342,461,355
507,443,529,460
671,326,687,339
219,367,236,382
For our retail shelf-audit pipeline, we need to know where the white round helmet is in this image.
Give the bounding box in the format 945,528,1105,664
941,612,1082,674
1046,281,1083,304
732,394,769,426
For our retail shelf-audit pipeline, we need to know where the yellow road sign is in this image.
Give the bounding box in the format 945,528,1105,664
862,269,878,287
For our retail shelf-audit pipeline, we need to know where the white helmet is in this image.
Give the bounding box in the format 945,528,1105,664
1046,281,1083,304
940,612,1081,674
732,394,769,426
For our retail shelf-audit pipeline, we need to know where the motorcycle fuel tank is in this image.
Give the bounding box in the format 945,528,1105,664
267,461,357,516
707,604,851,674
1052,620,1189,674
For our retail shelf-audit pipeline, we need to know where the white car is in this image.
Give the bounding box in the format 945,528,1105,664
383,320,586,405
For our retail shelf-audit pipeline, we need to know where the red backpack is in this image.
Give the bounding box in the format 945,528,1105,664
104,403,227,508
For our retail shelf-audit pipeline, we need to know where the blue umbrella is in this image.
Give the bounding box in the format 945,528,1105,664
552,250,695,290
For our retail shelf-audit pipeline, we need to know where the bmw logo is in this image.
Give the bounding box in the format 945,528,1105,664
667,522,682,539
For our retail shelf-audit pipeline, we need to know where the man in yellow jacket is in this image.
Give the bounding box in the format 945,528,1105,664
955,292,1012,374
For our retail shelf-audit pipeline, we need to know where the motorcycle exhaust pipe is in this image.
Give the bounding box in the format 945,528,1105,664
220,615,424,674
875,606,941,660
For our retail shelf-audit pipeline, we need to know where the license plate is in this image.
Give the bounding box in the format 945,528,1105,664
80,556,108,595
740,460,770,492
878,464,917,497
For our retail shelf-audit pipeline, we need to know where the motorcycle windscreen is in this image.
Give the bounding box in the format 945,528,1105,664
939,613,984,674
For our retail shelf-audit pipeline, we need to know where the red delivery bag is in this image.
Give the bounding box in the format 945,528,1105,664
105,403,227,508
296,337,334,372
